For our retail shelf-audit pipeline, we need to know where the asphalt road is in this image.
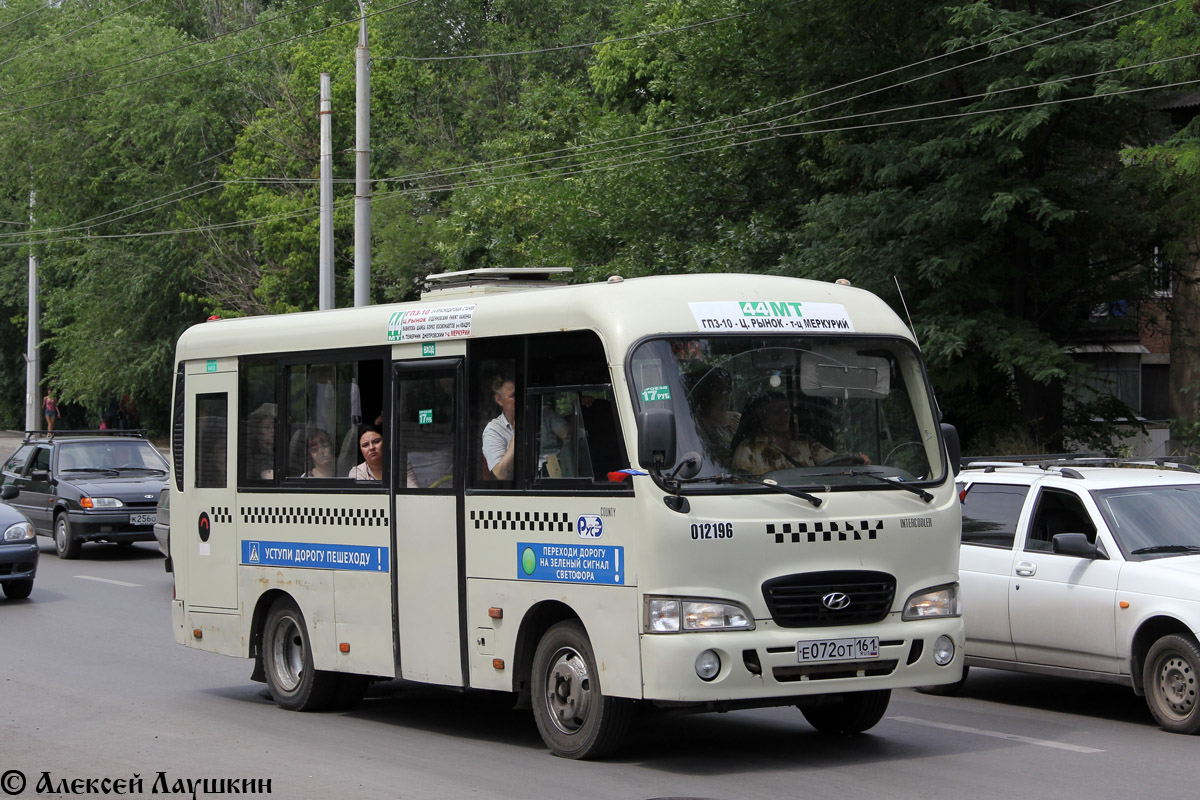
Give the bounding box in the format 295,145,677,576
0,431,1194,799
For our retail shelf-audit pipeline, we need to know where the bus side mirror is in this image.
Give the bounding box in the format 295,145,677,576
637,409,677,471
941,423,961,476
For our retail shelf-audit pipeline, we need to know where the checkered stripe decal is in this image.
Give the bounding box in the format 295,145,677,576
239,506,389,527
471,509,573,532
766,520,883,543
209,507,233,524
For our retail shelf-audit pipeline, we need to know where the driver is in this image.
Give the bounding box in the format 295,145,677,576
730,392,854,478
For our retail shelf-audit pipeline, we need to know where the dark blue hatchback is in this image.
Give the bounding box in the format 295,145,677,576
0,484,38,600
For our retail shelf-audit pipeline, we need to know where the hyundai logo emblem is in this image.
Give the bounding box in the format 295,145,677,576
821,591,852,611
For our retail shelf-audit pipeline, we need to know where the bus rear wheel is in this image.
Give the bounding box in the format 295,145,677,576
800,690,891,734
531,620,632,759
262,598,337,712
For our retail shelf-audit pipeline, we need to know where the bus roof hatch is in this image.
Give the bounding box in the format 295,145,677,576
421,267,572,299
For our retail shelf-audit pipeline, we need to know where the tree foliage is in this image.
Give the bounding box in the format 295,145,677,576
0,0,1189,447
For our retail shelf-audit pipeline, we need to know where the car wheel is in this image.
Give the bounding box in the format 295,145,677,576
916,665,970,696
531,620,632,759
1143,633,1200,734
261,597,337,712
800,690,891,734
54,514,82,560
2,579,33,600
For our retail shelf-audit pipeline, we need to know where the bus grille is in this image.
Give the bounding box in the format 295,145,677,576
762,570,895,627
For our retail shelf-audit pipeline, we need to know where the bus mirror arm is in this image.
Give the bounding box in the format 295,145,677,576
660,452,701,514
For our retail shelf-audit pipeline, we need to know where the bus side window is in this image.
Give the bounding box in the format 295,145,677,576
397,373,456,490
532,389,627,484
579,392,623,478
195,393,228,489
239,360,277,485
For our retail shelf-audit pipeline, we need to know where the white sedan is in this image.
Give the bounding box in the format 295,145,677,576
947,459,1200,734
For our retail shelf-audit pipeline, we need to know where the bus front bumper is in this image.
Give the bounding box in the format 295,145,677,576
639,615,963,706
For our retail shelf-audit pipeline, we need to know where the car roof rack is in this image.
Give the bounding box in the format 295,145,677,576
962,453,1200,475
22,429,149,443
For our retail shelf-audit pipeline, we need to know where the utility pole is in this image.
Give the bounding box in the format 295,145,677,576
318,72,334,310
354,1,371,307
25,190,39,432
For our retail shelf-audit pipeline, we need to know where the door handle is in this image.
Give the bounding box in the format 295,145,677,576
1015,561,1037,577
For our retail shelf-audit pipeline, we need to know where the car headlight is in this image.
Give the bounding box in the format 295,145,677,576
902,583,961,620
3,521,34,542
80,497,124,509
644,597,755,632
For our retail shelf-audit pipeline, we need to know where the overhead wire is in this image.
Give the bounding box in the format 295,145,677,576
374,6,758,61
0,3,49,35
10,69,1197,250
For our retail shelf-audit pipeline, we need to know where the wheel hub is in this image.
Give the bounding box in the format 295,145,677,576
545,647,592,734
271,618,304,693
1158,656,1195,716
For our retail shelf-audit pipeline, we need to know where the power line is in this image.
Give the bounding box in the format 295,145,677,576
9,72,1194,250
0,3,49,35
374,6,759,61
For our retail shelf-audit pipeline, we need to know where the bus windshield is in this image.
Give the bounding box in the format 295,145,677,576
629,335,944,491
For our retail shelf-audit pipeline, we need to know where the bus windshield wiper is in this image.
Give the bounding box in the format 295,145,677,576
690,474,824,508
1130,544,1200,555
806,470,933,502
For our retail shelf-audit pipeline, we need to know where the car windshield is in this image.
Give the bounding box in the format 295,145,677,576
57,441,168,474
1092,484,1200,558
629,335,944,491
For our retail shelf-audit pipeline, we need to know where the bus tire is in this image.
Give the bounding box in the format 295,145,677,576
916,665,970,696
800,689,890,734
531,620,632,759
262,598,336,712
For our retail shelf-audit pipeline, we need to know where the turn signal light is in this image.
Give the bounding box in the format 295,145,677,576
492,659,505,670
192,629,202,639
488,607,503,619
339,643,351,653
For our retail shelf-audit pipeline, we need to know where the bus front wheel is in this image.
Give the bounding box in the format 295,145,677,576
531,620,632,759
262,598,337,712
799,689,891,734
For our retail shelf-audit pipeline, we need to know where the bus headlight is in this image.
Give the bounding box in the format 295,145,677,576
901,583,960,620
644,597,755,632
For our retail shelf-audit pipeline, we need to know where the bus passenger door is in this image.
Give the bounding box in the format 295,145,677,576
392,359,465,686
183,362,238,610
